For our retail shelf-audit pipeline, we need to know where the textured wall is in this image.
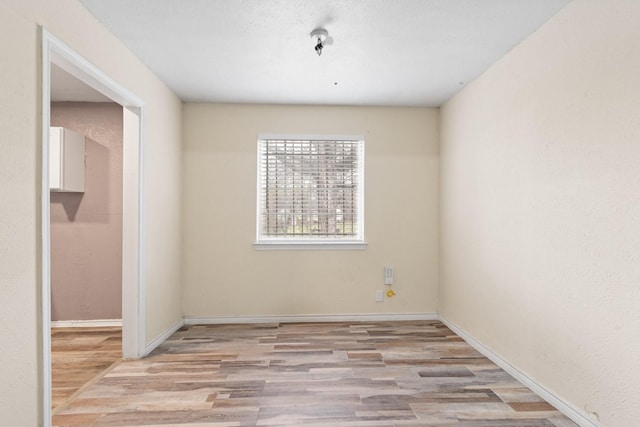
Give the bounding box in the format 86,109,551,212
182,104,439,318
50,102,123,321
439,1,640,425
0,0,182,424
0,2,40,426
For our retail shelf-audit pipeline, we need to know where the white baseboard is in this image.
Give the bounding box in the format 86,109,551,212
51,319,122,328
143,318,185,357
438,315,600,427
184,312,437,325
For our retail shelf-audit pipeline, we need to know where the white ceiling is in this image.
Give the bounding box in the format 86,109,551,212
65,0,570,106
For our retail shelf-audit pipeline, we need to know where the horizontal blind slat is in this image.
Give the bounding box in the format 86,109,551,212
258,138,363,239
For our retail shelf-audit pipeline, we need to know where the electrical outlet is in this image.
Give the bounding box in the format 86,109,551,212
376,290,384,302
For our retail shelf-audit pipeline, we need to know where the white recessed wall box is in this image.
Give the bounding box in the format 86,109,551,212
384,267,393,285
49,127,85,192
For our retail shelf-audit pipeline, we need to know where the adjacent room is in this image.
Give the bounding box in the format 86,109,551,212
0,1,638,426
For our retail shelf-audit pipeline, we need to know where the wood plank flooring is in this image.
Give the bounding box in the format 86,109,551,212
51,326,122,412
52,321,578,426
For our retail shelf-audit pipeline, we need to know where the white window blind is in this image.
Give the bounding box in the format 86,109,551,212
256,136,364,245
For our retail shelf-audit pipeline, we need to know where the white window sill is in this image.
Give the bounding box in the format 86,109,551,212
253,241,368,251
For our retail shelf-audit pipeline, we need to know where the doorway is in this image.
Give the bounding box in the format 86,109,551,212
41,29,145,426
49,100,124,412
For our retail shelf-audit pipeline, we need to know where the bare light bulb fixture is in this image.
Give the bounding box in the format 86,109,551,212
310,28,329,56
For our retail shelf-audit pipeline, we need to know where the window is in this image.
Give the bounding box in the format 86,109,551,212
255,135,365,249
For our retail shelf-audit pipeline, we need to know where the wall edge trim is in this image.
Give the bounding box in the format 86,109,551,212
438,315,601,427
184,313,437,325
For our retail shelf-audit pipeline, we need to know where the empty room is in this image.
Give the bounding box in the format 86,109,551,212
0,1,638,426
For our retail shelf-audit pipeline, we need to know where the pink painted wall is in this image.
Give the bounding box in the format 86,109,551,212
50,102,123,321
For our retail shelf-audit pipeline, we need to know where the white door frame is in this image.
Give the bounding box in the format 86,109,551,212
41,28,146,425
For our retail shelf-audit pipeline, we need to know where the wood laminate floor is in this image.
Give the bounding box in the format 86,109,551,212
51,326,122,412
52,321,578,426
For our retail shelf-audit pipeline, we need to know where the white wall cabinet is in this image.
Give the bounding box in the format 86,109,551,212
50,127,85,192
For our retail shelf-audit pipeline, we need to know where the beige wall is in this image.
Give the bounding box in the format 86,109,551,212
439,1,640,425
0,0,182,424
50,102,123,321
182,104,438,318
0,3,40,426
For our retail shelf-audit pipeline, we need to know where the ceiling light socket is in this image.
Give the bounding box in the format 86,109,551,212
310,28,329,42
310,28,330,56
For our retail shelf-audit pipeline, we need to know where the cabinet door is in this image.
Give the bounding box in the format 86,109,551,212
49,127,63,190
50,127,85,192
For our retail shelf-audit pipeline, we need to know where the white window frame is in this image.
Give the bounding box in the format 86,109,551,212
254,134,367,250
